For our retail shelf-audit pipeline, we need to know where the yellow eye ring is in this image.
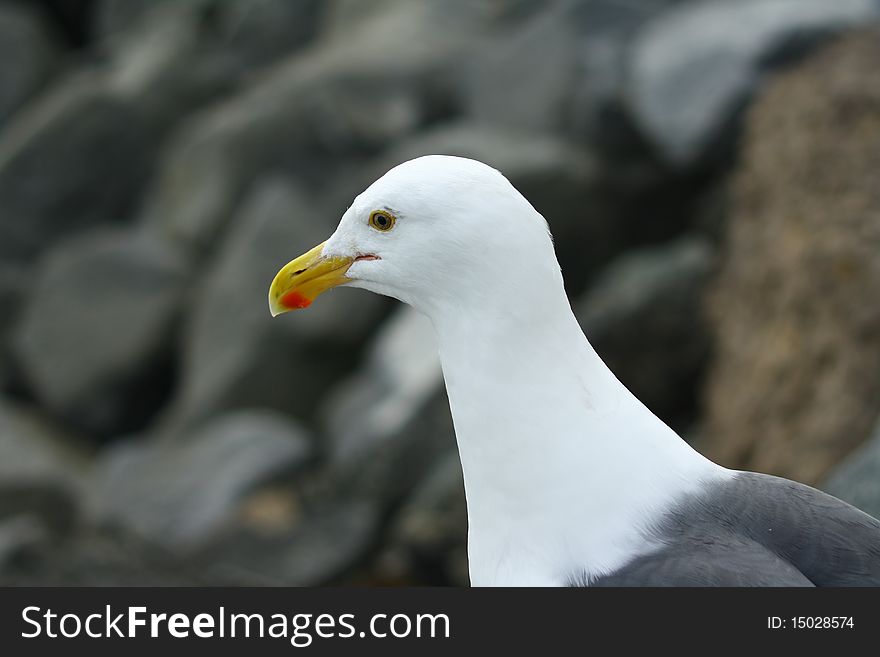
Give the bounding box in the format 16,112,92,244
368,210,396,232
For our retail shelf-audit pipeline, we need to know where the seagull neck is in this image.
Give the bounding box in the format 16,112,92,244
431,287,630,433
428,289,718,584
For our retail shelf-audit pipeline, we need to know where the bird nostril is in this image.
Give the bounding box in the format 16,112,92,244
292,268,307,276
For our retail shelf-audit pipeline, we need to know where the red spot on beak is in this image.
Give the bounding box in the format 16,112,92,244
280,290,311,309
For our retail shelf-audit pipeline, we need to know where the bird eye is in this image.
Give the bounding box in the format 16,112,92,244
368,210,396,232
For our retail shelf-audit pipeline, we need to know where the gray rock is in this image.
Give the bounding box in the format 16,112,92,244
94,409,313,551
567,0,681,158
0,515,50,570
464,0,677,137
168,178,387,428
380,452,468,585
0,3,57,124
0,74,157,265
196,498,380,585
321,306,453,506
322,0,490,38
0,397,87,533
0,528,207,585
12,228,187,438
140,0,492,251
0,265,25,388
99,1,239,121
462,2,581,133
98,0,321,108
207,0,322,72
628,0,880,167
0,0,324,267
94,0,159,37
823,422,880,521
575,237,714,428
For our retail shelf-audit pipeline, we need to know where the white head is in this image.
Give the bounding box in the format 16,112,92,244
268,155,564,322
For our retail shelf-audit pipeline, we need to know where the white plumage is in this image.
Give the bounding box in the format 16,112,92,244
271,155,880,587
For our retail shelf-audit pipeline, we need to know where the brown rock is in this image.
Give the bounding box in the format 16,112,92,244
701,30,880,484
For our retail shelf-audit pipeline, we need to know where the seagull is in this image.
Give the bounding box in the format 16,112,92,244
268,155,880,586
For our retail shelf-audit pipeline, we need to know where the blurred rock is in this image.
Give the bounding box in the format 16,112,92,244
822,421,880,521
0,265,24,388
627,0,880,168
321,306,452,506
12,228,187,438
94,0,156,36
99,0,321,112
568,0,678,159
702,30,880,484
207,0,322,72
98,0,321,66
576,237,713,428
94,409,312,551
0,0,325,267
0,397,86,534
197,498,380,586
322,0,490,39
140,0,492,251
464,0,673,143
100,1,238,120
169,178,386,428
0,528,206,585
0,74,157,264
0,2,58,124
0,515,50,570
29,0,94,48
463,2,580,133
380,452,468,586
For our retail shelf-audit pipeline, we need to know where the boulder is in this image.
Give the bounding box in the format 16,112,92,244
463,0,675,145
379,452,468,586
168,178,387,428
0,0,325,267
195,497,380,586
822,421,880,521
575,237,714,429
0,3,57,124
627,0,880,168
97,0,320,71
701,30,880,484
0,397,87,534
0,265,25,388
93,409,313,551
0,528,206,585
12,228,187,438
0,75,158,265
0,515,50,571
567,0,682,159
462,2,581,134
94,0,157,36
97,0,321,111
139,0,493,251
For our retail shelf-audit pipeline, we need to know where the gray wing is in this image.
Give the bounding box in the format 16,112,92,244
583,471,880,587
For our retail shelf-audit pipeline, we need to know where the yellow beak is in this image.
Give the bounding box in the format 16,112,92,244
268,241,354,316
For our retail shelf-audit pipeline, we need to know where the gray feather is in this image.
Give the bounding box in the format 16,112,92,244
576,472,880,587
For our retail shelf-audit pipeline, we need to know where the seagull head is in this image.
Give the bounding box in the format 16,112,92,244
268,155,560,320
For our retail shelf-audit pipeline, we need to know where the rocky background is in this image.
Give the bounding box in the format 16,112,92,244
0,0,879,586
